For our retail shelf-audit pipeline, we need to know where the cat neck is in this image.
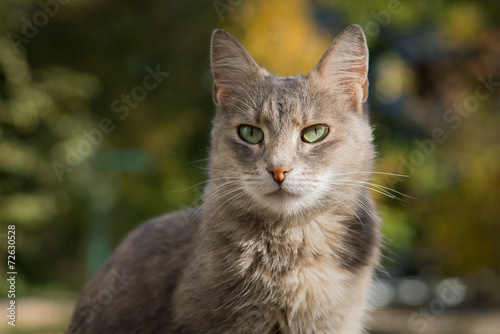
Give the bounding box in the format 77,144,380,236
198,180,378,274
200,199,375,273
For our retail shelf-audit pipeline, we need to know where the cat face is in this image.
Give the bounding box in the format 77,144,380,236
209,27,374,217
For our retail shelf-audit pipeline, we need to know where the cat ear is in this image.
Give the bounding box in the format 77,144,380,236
310,25,369,107
211,29,261,106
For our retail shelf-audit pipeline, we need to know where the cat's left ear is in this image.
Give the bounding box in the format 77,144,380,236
310,25,369,108
211,29,262,106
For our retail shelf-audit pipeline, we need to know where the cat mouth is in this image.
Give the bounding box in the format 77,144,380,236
266,189,301,200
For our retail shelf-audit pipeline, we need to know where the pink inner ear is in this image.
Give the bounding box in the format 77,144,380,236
350,78,369,105
339,60,369,104
361,78,369,103
213,82,228,106
310,26,370,106
213,82,220,105
348,52,369,103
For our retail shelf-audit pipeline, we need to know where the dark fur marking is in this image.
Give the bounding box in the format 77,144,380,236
272,322,282,333
339,206,378,269
227,137,255,161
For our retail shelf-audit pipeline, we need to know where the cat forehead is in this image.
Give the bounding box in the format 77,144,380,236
223,73,336,127
262,74,311,105
260,75,330,123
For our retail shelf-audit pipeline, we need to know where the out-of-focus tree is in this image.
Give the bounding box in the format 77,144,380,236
228,0,330,75
1,0,219,293
0,31,100,293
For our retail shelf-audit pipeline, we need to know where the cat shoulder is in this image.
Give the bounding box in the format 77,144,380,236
113,207,201,262
67,208,200,333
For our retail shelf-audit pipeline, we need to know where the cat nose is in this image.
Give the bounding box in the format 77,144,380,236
267,165,290,183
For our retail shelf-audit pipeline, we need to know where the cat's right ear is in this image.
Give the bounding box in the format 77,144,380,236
211,29,261,106
309,25,369,111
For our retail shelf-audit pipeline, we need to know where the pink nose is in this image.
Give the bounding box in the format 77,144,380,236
267,165,290,183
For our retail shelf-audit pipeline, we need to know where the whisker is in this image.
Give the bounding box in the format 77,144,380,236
325,192,365,229
329,171,408,178
334,180,411,201
183,181,243,230
232,97,255,113
333,189,381,226
198,166,254,175
183,157,211,165
225,101,253,115
211,191,247,226
351,180,413,199
162,177,242,194
338,182,398,200
202,189,246,231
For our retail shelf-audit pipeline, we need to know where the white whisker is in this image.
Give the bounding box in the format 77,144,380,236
162,176,242,194
333,180,410,201
329,171,408,178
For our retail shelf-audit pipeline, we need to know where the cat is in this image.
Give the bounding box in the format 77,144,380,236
67,24,381,334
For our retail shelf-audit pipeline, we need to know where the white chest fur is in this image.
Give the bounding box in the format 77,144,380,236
229,215,373,333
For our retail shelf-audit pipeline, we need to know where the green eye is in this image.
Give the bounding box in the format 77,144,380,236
301,124,329,143
239,125,264,144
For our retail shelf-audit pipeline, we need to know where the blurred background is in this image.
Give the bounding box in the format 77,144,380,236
0,0,499,333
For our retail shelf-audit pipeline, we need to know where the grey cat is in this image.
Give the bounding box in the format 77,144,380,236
67,25,381,334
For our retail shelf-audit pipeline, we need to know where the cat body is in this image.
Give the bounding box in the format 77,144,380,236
67,25,381,334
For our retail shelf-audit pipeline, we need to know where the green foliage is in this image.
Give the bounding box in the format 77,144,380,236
0,0,218,292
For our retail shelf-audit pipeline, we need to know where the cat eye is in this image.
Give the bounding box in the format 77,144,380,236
301,124,329,143
238,125,264,144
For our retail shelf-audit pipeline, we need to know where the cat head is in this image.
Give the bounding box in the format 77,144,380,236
208,26,375,218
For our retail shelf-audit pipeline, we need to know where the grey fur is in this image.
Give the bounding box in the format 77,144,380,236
67,25,381,334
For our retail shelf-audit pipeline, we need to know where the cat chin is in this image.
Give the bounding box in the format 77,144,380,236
247,189,314,217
